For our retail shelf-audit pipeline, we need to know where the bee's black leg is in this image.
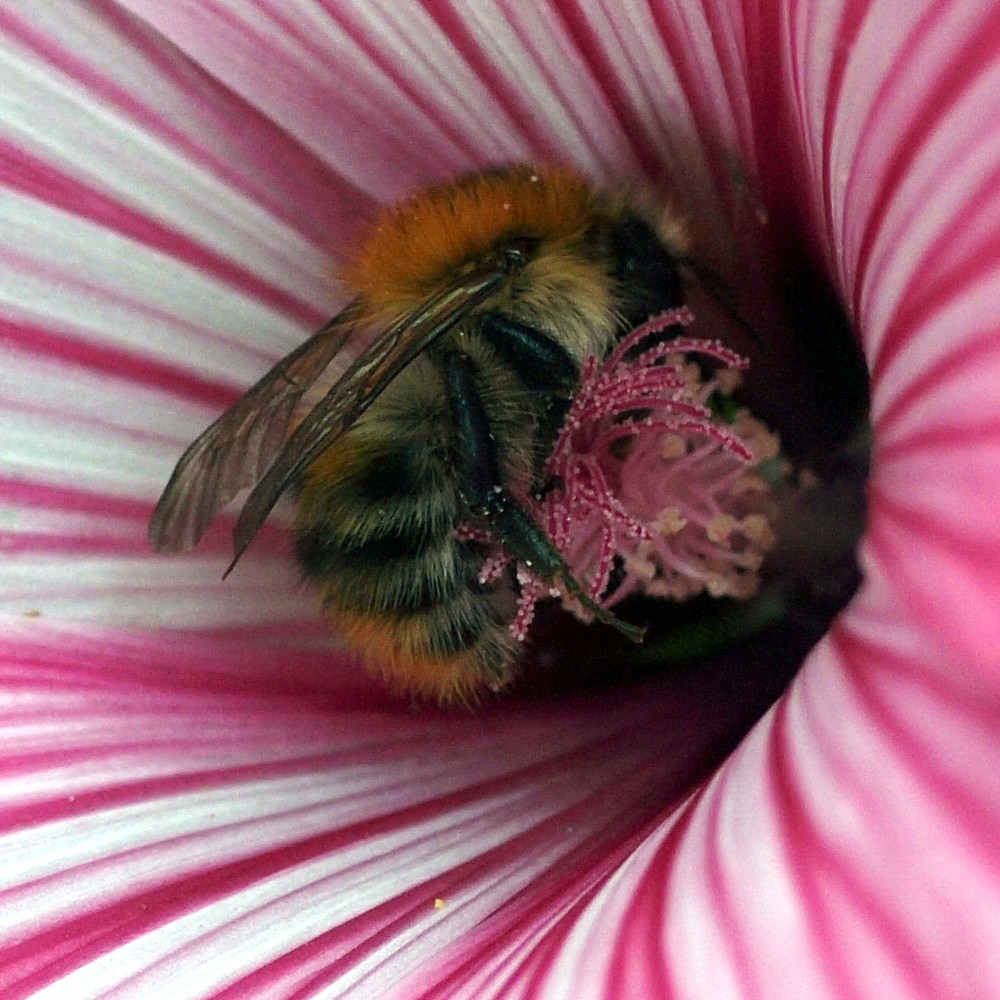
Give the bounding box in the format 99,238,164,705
445,351,644,643
477,313,578,392
477,312,576,483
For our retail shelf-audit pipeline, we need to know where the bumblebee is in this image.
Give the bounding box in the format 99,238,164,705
150,165,688,703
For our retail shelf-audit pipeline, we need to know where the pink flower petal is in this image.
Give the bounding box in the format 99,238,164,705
1,620,761,998
2,1,999,998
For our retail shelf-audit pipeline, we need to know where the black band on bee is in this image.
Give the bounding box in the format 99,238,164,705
299,521,435,567
477,313,579,392
424,600,496,657
301,540,473,615
344,440,429,503
446,350,555,566
446,349,575,569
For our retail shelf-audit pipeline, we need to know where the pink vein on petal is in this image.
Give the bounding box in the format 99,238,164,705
0,140,322,327
847,3,1000,357
0,2,370,251
0,317,241,409
118,0,486,195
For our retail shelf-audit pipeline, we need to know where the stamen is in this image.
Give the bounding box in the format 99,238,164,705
460,307,786,644
519,308,782,630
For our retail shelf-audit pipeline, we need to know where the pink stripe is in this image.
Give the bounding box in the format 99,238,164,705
119,1,472,193
224,752,674,1000
312,800,649,998
842,630,1000,850
701,766,757,997
773,695,935,999
1,532,148,557
740,2,810,244
600,803,700,1000
0,481,298,564
873,482,991,561
2,844,312,996
4,784,595,998
408,0,569,164
647,2,756,208
552,4,664,177
0,520,293,562
1,239,284,370
0,3,372,252
0,627,359,697
879,417,1000,462
262,1,484,166
0,140,323,327
851,4,1000,349
0,750,334,834
0,399,178,445
876,335,1000,452
0,317,242,408
816,1,870,247
868,498,1000,680
0,480,153,519
867,173,1000,402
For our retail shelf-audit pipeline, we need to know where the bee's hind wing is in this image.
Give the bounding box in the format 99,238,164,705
148,301,363,554
227,245,532,571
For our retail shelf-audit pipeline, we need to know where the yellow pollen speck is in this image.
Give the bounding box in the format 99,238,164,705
625,556,657,580
741,513,775,547
732,473,768,495
715,369,742,394
660,435,686,459
733,411,781,460
657,507,688,534
434,898,446,910
707,514,737,543
756,433,781,460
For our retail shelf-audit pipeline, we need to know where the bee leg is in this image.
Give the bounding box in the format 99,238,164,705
446,351,645,644
477,313,578,390
477,312,575,489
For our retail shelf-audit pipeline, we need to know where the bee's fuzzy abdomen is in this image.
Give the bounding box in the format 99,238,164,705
296,528,480,616
293,373,521,702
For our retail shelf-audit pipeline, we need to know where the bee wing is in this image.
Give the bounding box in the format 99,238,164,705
228,244,531,571
149,300,364,554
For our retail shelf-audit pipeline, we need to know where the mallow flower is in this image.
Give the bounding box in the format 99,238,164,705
1,1,999,998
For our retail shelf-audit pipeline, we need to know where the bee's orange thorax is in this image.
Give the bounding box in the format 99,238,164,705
341,165,595,316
